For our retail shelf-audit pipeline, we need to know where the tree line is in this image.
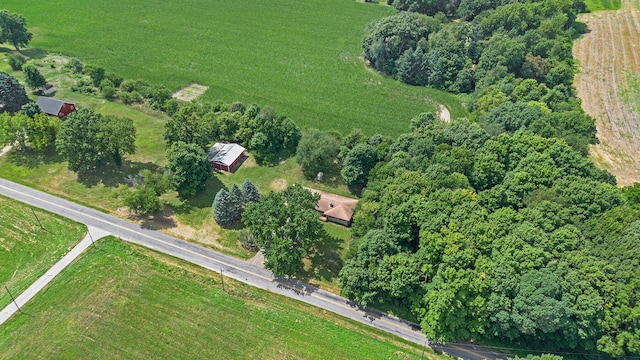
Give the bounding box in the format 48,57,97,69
363,0,595,153
336,117,639,357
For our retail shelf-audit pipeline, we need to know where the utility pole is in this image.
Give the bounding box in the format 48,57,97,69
5,286,22,314
420,340,426,360
220,268,225,292
88,230,96,249
30,208,45,231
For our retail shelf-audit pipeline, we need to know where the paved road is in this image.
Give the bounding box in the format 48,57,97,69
0,226,111,325
0,178,507,360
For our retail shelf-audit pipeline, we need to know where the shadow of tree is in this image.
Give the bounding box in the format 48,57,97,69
169,175,227,218
77,161,163,188
298,227,345,282
20,48,48,59
130,209,178,231
182,175,226,207
7,147,63,169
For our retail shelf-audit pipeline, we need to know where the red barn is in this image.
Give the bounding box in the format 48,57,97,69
207,143,246,172
36,97,76,119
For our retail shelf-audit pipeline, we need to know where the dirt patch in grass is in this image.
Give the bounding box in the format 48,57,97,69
573,2,640,185
271,178,288,191
172,83,209,102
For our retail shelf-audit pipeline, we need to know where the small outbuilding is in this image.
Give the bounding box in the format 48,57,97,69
40,83,56,95
208,143,246,172
305,187,359,227
36,97,76,119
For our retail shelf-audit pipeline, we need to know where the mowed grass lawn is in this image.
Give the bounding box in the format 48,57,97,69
0,196,85,310
3,0,466,136
0,238,440,360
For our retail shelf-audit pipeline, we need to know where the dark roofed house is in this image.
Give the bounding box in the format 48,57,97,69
36,97,76,119
207,143,246,172
305,187,359,227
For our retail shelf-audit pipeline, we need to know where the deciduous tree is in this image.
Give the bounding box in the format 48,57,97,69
22,64,46,89
122,186,162,214
99,115,136,167
296,129,340,179
27,112,59,153
0,111,27,149
0,10,32,51
165,141,211,196
243,185,321,276
56,109,103,171
341,143,377,186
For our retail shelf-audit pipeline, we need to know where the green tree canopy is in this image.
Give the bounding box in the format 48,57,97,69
164,103,211,150
22,64,46,89
56,109,103,172
296,128,340,179
165,141,211,197
121,186,162,214
212,189,235,227
341,143,377,186
243,185,322,276
0,111,27,149
0,72,29,114
99,115,136,167
240,178,261,205
0,10,32,50
27,112,59,153
56,109,137,172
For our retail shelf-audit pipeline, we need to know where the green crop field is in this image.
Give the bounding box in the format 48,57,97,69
0,238,442,360
2,0,466,136
0,196,85,309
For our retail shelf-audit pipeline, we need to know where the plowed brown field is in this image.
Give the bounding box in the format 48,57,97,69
574,0,640,185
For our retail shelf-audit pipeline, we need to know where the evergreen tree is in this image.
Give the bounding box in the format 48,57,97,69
396,47,429,86
212,189,234,227
0,73,29,114
228,183,245,220
241,178,261,205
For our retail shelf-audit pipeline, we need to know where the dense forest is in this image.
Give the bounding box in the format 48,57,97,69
337,0,640,357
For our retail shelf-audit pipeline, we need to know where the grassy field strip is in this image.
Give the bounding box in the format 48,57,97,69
0,238,441,359
0,196,86,310
574,0,640,185
1,0,467,136
0,179,434,351
0,226,111,325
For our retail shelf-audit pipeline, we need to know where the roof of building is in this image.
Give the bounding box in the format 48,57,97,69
41,83,56,95
304,187,359,223
208,143,246,167
36,97,73,115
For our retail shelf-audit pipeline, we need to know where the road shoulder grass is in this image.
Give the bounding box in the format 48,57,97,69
0,238,444,360
0,196,86,309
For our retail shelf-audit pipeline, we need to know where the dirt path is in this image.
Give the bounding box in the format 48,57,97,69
0,146,11,157
438,104,451,123
573,0,640,185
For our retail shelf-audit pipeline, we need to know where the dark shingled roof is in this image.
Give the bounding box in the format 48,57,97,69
36,97,73,116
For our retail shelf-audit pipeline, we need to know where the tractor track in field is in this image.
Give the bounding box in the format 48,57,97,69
574,0,640,185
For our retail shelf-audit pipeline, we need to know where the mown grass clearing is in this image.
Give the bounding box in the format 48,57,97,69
573,1,640,185
0,196,85,309
2,0,466,136
585,0,622,11
0,238,441,360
